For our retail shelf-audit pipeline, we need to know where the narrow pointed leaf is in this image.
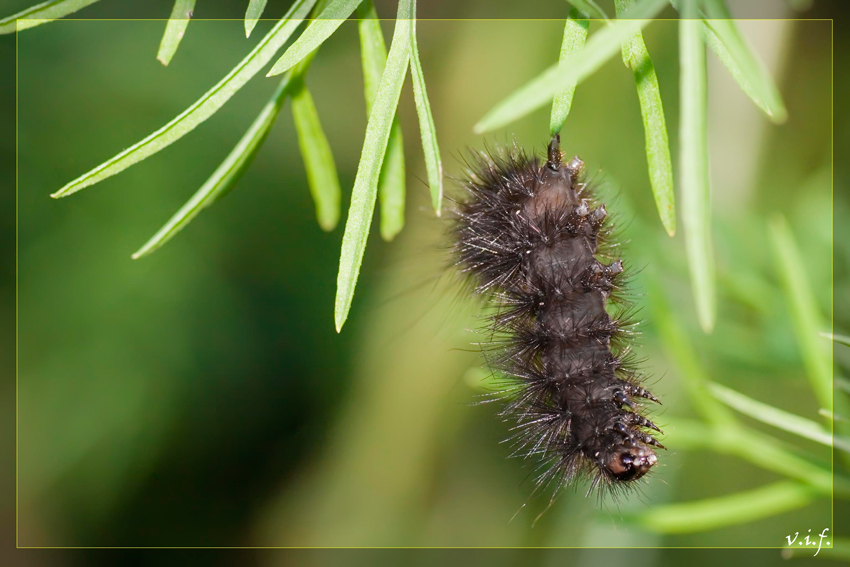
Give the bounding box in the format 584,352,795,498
679,0,716,332
0,0,101,34
647,271,733,425
567,0,609,20
244,0,269,37
376,133,406,240
157,0,196,66
52,0,317,199
549,9,589,136
624,481,817,534
268,0,364,76
769,215,832,410
666,418,842,496
291,80,342,231
410,16,443,215
474,0,667,134
133,73,298,259
710,382,850,452
335,0,412,332
702,0,787,123
823,332,850,348
357,0,406,240
615,0,675,236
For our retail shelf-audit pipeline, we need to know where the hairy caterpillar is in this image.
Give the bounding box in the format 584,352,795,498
452,135,664,496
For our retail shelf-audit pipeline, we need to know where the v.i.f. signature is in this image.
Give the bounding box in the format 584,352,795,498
786,528,831,556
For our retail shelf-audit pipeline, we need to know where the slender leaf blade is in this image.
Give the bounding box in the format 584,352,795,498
549,9,589,136
474,0,667,134
646,271,733,425
132,73,297,259
823,332,850,348
157,0,196,66
615,0,675,236
679,0,716,332
244,0,268,38
267,0,364,76
51,0,318,199
769,215,832,411
0,0,101,34
377,132,406,240
410,17,443,215
702,0,787,123
665,418,842,496
291,80,342,231
567,0,609,20
357,0,406,240
624,481,817,534
335,0,413,332
710,382,850,452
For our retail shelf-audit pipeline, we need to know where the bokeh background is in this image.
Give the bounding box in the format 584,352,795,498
5,0,847,563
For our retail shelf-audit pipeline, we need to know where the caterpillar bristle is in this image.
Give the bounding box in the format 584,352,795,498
450,135,665,499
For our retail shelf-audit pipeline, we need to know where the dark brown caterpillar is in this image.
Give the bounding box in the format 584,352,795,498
452,135,664,496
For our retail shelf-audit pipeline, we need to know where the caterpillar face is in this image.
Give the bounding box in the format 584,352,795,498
452,135,664,495
606,441,658,481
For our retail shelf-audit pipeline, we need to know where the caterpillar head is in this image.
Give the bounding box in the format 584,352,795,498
605,442,657,482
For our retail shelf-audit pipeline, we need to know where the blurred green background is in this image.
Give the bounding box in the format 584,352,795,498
7,0,846,562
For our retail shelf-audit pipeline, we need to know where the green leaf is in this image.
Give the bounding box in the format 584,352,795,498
357,0,406,241
701,0,787,123
377,132,406,240
646,271,734,425
244,0,269,38
291,80,342,231
0,0,101,34
769,215,832,411
822,332,850,348
132,69,307,259
679,0,716,333
615,0,675,237
567,0,609,19
51,0,318,199
267,0,364,77
335,0,413,332
709,382,850,452
549,9,589,136
665,418,844,496
157,0,196,66
624,481,817,534
410,16,443,215
474,0,667,134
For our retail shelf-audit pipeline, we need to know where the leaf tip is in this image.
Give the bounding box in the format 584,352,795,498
319,219,338,233
334,312,346,333
767,107,788,125
698,311,716,334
